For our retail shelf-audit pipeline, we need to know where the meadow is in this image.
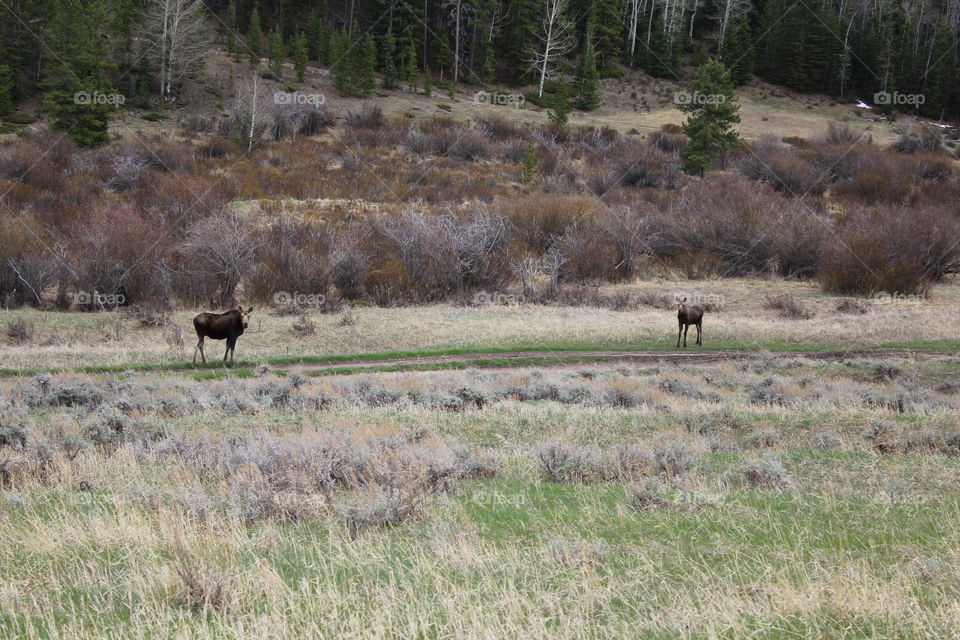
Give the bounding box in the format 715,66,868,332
2,315,960,638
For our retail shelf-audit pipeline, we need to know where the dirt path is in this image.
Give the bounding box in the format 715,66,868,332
198,347,948,376
6,347,949,378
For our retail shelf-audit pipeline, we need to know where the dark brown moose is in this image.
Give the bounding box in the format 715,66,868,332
192,305,253,364
676,298,704,348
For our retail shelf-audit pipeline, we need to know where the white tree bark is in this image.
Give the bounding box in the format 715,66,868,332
141,0,207,99
532,0,575,98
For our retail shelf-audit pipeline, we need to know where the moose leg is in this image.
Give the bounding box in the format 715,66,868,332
696,321,702,346
194,336,205,364
683,324,689,348
224,338,235,363
676,322,683,349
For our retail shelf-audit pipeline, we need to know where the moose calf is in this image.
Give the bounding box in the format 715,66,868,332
676,298,704,348
193,305,253,364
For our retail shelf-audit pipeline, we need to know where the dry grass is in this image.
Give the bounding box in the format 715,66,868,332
0,278,956,370
2,355,960,637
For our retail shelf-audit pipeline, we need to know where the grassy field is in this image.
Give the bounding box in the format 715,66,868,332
2,278,958,371
2,351,960,638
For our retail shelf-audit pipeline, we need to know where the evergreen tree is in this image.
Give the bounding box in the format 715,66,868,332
548,82,570,124
679,59,741,176
268,26,285,78
42,0,114,147
589,0,621,73
318,21,333,64
520,142,538,182
291,30,308,82
925,21,956,120
574,31,600,110
720,14,753,86
403,30,419,89
424,66,433,96
330,28,349,93
246,6,263,67
359,31,377,95
307,10,324,61
0,64,13,116
225,1,237,58
382,31,398,89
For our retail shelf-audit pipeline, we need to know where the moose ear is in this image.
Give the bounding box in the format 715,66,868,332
247,306,254,313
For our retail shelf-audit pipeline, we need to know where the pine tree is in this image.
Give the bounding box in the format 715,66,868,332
0,64,13,116
574,31,600,110
679,59,741,176
225,1,237,58
42,0,114,147
246,6,263,67
307,11,324,61
925,21,956,120
720,14,753,86
520,142,538,182
268,26,285,78
548,82,570,124
403,32,419,89
359,31,377,95
330,28,349,93
382,31,398,89
589,0,620,73
291,31,308,82
424,66,433,96
319,21,333,64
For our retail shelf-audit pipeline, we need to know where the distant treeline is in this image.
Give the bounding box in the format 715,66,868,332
1,0,959,145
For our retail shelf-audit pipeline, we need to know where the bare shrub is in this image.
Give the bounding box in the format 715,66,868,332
763,294,814,320
246,217,334,305
334,486,423,538
290,315,316,337
819,122,866,146
6,317,34,345
891,124,942,154
627,477,670,511
269,102,335,140
122,301,172,327
862,419,907,454
836,298,869,314
668,174,824,277
69,204,171,306
171,553,231,613
345,105,385,130
739,453,793,489
175,210,261,305
738,137,829,196
818,206,947,295
474,115,524,141
648,126,688,153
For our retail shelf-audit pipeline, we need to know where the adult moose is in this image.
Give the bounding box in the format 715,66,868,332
192,305,253,364
676,298,704,348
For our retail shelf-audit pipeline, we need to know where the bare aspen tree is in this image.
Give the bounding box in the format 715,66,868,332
140,0,208,99
445,0,474,84
532,0,575,98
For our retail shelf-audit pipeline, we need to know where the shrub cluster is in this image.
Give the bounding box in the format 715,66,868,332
1,121,956,308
